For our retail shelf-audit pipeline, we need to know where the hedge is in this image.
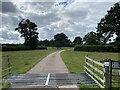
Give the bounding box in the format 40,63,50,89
74,45,119,52
2,46,47,51
37,46,47,50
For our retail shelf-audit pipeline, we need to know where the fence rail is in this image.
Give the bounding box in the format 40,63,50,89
2,67,12,78
84,56,110,88
85,56,104,67
1,56,12,79
85,62,104,75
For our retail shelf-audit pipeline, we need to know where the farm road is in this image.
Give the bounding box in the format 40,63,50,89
27,50,69,73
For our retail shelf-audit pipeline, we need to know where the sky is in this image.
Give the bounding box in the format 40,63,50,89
0,0,120,44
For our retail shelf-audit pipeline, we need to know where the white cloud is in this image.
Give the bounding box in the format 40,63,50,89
1,0,119,43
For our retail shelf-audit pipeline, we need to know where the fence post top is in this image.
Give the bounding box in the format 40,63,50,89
104,62,110,67
100,59,112,67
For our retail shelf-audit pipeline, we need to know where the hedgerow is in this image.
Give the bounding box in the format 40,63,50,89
74,45,119,52
2,46,47,51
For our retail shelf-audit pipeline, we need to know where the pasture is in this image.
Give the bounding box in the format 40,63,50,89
61,49,119,73
2,48,58,74
61,49,120,89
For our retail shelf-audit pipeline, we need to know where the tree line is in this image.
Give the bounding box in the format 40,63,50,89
38,32,101,49
14,2,119,49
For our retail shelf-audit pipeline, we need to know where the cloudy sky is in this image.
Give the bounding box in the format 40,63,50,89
0,0,119,44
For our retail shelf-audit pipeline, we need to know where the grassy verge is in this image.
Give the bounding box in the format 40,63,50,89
2,47,58,74
61,49,119,72
80,85,120,90
0,82,11,90
61,49,119,89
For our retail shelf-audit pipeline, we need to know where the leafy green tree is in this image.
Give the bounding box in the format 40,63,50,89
54,33,70,49
83,32,100,45
97,2,120,45
66,39,73,47
50,39,55,48
39,39,50,46
15,19,39,48
73,36,82,45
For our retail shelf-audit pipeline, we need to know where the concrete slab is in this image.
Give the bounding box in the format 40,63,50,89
7,85,79,90
59,85,79,90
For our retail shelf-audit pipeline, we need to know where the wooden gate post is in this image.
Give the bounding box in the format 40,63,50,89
7,56,11,75
104,64,110,89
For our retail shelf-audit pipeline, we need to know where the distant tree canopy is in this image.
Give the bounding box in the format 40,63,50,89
15,19,39,48
73,36,82,45
54,33,70,49
97,2,120,45
39,39,50,46
49,39,55,48
83,32,100,45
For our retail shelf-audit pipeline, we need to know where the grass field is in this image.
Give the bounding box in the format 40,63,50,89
61,49,119,73
2,47,58,74
61,49,120,89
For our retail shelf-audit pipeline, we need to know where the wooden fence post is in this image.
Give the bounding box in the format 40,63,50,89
109,60,112,90
92,59,95,78
104,65,110,89
85,55,88,68
7,56,11,75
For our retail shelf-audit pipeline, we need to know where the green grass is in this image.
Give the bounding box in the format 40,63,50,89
0,82,11,90
61,49,119,73
2,47,58,74
80,85,120,90
61,49,120,89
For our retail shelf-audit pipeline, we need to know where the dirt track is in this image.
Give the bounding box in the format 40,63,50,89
27,50,69,73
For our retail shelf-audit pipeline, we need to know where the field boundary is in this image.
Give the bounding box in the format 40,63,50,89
85,56,120,89
84,56,109,88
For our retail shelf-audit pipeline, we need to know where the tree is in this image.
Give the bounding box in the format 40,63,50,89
73,36,82,45
97,2,120,45
54,33,70,49
15,19,39,48
50,39,55,48
39,39,50,46
83,32,100,45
